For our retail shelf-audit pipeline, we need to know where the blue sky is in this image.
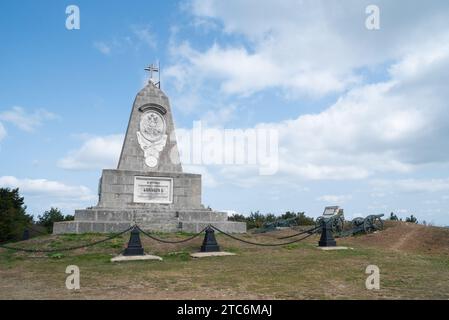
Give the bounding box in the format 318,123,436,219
1,0,449,225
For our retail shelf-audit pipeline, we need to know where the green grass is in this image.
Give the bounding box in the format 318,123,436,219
0,230,448,299
162,250,191,261
281,242,309,250
47,253,64,259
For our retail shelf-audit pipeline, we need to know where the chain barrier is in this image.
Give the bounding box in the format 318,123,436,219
137,226,207,244
0,226,133,253
276,225,320,239
26,224,49,236
210,225,316,247
1,223,319,253
0,224,48,245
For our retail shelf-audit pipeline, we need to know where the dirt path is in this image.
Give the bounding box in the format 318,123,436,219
390,224,420,251
338,221,449,255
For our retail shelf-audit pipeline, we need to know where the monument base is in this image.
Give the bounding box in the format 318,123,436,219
53,208,246,234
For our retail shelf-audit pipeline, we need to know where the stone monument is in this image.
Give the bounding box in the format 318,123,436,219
54,64,246,234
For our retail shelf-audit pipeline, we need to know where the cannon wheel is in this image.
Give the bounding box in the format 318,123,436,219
363,216,384,233
363,219,371,233
371,216,384,231
332,216,344,233
351,217,364,227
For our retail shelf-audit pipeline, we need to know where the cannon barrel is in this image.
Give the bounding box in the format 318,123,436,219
366,213,384,219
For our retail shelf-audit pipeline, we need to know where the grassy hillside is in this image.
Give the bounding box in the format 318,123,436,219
0,221,448,299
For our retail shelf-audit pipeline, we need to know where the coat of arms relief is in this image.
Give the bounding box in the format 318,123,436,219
136,111,167,168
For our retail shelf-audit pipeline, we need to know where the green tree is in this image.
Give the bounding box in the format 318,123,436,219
296,212,315,225
265,213,277,223
280,211,297,220
37,208,74,233
405,214,418,224
247,211,265,229
228,210,315,230
279,211,314,225
228,213,246,222
389,212,399,221
0,188,33,242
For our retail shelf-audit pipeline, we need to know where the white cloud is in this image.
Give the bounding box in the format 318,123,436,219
183,164,219,188
93,37,132,55
94,25,156,55
317,194,352,203
0,176,95,201
131,25,156,49
168,30,449,186
172,39,449,182
0,106,58,132
93,41,111,55
0,122,6,141
166,42,357,97
371,178,449,193
162,1,449,187
258,35,449,180
58,134,123,170
200,104,236,127
168,0,449,97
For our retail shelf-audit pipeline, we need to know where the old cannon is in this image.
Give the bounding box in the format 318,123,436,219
352,214,384,233
315,206,345,233
338,214,384,237
254,216,299,233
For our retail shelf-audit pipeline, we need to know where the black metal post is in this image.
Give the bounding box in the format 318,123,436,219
123,226,144,256
200,226,220,252
22,229,30,241
318,219,337,247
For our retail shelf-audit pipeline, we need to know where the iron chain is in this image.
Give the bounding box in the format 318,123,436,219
0,226,133,253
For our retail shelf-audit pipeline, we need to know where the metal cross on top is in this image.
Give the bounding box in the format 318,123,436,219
145,62,160,88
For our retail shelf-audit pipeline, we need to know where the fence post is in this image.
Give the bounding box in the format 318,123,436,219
318,220,336,247
22,229,30,241
200,226,220,252
123,226,144,256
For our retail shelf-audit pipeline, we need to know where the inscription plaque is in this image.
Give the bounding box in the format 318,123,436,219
133,176,173,204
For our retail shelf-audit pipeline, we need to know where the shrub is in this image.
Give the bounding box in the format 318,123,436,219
228,211,315,229
0,188,33,242
405,214,418,224
389,212,399,221
37,208,74,233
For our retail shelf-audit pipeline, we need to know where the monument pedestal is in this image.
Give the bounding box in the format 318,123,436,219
54,169,246,234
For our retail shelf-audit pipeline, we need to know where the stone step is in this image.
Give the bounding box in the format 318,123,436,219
134,218,179,224
53,221,132,234
180,221,247,234
137,222,180,233
76,208,218,214
74,209,228,222
178,211,227,222
53,220,247,234
74,210,177,221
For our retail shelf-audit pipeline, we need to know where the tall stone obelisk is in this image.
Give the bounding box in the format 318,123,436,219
53,65,246,234
117,73,182,173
